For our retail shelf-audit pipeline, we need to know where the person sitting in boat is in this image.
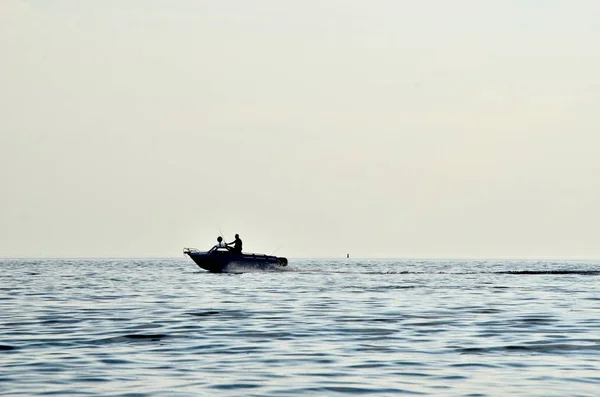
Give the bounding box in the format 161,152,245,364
227,234,243,254
208,236,229,253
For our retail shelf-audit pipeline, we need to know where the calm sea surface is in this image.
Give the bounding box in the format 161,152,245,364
1,258,599,396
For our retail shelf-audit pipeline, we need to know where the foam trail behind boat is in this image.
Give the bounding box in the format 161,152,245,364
223,261,288,273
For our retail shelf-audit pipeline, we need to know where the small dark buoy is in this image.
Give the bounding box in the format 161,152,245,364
347,253,349,258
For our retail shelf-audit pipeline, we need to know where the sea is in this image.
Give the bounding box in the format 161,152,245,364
1,258,599,396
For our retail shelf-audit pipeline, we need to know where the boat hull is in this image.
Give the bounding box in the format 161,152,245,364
184,249,288,273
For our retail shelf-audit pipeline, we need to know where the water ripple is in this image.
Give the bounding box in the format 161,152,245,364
1,258,599,396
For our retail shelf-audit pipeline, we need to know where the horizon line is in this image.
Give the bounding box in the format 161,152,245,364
1,256,599,261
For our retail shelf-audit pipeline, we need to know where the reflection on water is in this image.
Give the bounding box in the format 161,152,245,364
1,258,599,396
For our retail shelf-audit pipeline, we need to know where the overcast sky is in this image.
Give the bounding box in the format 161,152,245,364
1,0,599,258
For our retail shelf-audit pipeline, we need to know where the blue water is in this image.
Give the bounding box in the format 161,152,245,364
1,258,599,396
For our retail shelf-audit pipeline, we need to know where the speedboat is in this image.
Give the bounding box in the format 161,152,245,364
183,247,288,273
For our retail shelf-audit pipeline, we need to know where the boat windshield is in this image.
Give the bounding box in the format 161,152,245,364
208,246,230,254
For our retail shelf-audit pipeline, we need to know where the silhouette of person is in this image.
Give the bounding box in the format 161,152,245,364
209,236,228,253
228,234,243,254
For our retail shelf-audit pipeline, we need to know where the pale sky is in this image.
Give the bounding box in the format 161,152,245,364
1,0,599,258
